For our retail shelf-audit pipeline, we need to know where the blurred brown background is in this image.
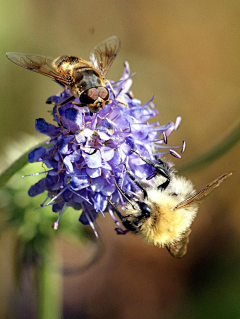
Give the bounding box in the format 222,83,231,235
0,0,239,318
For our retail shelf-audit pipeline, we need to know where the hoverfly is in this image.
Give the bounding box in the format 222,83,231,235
6,36,121,113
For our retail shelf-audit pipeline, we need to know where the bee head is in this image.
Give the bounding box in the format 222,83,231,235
136,201,151,219
122,200,152,232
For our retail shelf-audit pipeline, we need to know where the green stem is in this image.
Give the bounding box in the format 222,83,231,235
179,122,240,174
0,141,47,189
37,246,62,319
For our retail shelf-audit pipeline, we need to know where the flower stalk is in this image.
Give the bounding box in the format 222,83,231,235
37,245,62,319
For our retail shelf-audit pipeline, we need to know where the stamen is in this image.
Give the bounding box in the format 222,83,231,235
41,196,49,207
52,203,66,230
154,144,182,149
151,131,162,141
114,180,135,209
163,131,167,144
70,189,92,204
170,149,181,158
174,116,182,130
115,87,123,98
165,126,175,137
152,152,170,156
52,222,59,230
146,172,157,180
109,209,122,228
46,186,68,206
22,169,52,177
113,73,135,86
107,198,124,222
115,228,128,235
141,95,154,107
90,215,103,236
86,213,99,238
181,141,186,153
130,122,149,126
34,202,54,211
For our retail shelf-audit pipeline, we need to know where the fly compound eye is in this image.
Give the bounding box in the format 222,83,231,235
98,87,109,101
137,201,151,218
80,88,98,104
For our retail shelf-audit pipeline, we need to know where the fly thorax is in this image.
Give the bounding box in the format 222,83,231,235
73,70,103,93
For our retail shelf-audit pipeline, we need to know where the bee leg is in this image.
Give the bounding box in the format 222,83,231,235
114,181,136,209
157,179,170,190
107,198,125,223
107,198,123,221
123,163,148,199
131,149,170,190
107,198,136,233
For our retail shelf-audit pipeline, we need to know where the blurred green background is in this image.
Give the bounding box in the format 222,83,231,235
0,0,239,318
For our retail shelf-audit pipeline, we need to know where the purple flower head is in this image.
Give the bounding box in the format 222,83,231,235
28,62,184,236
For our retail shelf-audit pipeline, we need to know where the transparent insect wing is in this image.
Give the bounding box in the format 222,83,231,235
173,172,232,211
167,229,191,258
6,52,70,86
89,36,121,78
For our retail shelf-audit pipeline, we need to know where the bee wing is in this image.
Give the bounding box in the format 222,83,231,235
167,229,191,258
173,172,232,211
89,36,121,78
6,52,70,86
